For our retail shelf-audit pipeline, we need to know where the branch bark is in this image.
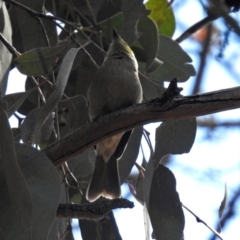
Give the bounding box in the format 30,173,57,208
42,86,240,166
57,198,134,221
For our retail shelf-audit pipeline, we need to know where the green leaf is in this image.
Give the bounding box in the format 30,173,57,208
146,0,176,36
119,127,143,184
20,107,54,144
99,13,124,40
147,34,196,83
149,164,184,240
32,47,81,143
218,183,227,219
0,94,8,111
139,63,165,101
68,148,95,179
8,0,57,52
15,143,61,240
79,211,122,240
97,0,122,23
3,89,36,117
138,16,159,71
57,95,89,138
14,45,67,76
155,118,197,165
143,154,155,209
0,111,33,240
121,0,149,45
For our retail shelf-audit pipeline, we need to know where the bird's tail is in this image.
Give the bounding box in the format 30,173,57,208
86,155,121,202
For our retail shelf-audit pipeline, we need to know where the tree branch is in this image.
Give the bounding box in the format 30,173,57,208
0,32,20,57
57,198,134,221
42,85,240,166
175,1,240,43
197,120,240,128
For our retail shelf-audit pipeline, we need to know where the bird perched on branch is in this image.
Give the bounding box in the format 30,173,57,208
86,29,142,202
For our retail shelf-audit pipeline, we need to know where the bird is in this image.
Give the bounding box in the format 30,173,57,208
86,29,142,202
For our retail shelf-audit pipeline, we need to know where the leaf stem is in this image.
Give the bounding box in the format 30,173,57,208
182,203,225,240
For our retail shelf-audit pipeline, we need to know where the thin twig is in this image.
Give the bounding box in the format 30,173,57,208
209,186,240,240
71,6,93,28
30,76,46,104
134,162,146,173
0,29,52,105
0,32,20,56
54,22,80,46
139,71,164,93
38,17,50,47
55,22,100,68
3,0,83,32
176,1,240,43
175,16,214,43
64,162,82,193
143,129,154,157
58,228,70,240
85,0,97,25
167,0,175,8
182,203,224,240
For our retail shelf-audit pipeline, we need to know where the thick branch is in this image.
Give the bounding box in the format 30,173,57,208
42,86,240,166
57,198,134,221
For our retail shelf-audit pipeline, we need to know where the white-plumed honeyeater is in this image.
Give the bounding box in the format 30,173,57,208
86,29,143,202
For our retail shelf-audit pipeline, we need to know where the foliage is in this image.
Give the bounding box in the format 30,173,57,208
0,0,237,239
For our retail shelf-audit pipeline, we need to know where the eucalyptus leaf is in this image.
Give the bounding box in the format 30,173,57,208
8,0,57,52
100,13,124,40
12,127,21,142
97,0,122,23
121,0,149,45
21,107,54,145
0,111,33,240
15,143,61,240
146,0,176,36
0,93,7,111
147,34,196,82
32,47,81,143
3,88,35,117
218,183,227,219
68,148,95,179
155,118,197,166
47,219,58,240
79,211,122,240
143,154,155,209
67,0,101,20
149,164,184,240
139,72,165,101
138,16,159,71
14,45,68,76
119,127,143,183
57,95,89,138
17,96,38,116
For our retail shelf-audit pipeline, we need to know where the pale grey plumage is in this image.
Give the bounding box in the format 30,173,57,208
86,30,142,202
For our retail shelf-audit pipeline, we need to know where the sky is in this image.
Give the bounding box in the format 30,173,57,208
5,0,240,240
